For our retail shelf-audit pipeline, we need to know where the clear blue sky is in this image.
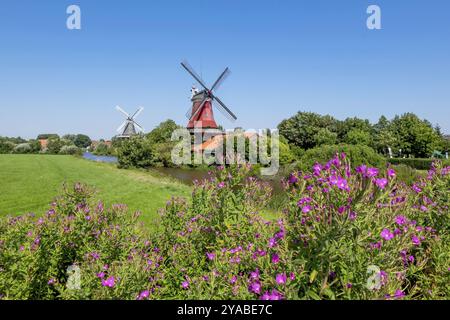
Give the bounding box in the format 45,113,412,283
0,0,449,140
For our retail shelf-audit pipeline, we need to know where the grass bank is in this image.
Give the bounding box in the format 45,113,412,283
0,154,190,227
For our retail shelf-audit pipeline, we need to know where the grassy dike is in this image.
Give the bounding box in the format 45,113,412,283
0,154,191,227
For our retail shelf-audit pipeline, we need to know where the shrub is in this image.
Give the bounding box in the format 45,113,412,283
93,142,112,156
392,164,426,185
117,135,154,169
297,144,386,172
388,158,450,171
283,154,450,299
12,143,32,154
0,141,15,154
59,145,82,155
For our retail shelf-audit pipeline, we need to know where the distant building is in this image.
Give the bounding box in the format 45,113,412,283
39,139,49,150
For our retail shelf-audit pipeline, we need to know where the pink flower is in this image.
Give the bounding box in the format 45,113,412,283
411,235,421,246
380,228,394,241
248,281,261,294
271,253,280,264
288,174,298,184
181,281,189,289
356,165,367,175
276,273,287,285
269,238,277,248
101,276,115,288
395,215,407,226
375,178,388,190
137,290,150,300
366,168,379,178
217,182,225,189
302,205,312,213
387,168,396,177
336,178,349,191
250,269,260,280
206,252,215,261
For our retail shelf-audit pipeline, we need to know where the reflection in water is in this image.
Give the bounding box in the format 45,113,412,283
83,152,118,163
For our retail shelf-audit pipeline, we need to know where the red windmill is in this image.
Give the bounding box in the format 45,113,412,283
181,61,237,132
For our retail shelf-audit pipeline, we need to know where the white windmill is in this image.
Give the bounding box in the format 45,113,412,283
115,106,145,138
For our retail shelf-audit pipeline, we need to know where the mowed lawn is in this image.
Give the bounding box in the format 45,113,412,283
0,155,191,227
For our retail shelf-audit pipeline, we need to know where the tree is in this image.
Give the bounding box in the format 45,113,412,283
390,113,441,158
278,112,339,149
74,134,92,148
345,129,372,146
337,117,373,141
62,134,77,142
313,128,338,146
37,134,59,140
147,120,180,145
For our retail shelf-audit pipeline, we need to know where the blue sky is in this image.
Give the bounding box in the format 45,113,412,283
0,0,449,139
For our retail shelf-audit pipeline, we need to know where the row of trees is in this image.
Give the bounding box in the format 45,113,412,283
278,112,448,158
0,134,92,155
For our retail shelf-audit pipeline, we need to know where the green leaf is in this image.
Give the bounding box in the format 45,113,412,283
309,270,318,283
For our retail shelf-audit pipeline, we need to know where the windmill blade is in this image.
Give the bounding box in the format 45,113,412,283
189,96,209,121
131,107,144,119
180,60,210,91
210,68,230,92
133,120,145,132
116,105,130,118
213,100,237,122
117,121,127,133
211,95,237,121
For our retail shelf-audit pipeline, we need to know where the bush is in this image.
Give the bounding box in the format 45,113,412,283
388,158,450,171
12,143,32,154
297,144,386,172
0,141,15,154
93,142,112,156
117,135,154,169
59,145,82,155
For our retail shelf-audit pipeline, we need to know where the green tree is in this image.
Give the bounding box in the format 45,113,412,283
278,111,339,149
117,135,154,169
313,128,338,146
147,120,181,145
345,129,372,146
74,134,92,148
390,113,441,158
337,117,373,142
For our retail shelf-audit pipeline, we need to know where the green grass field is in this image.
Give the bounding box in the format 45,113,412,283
0,155,191,227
